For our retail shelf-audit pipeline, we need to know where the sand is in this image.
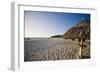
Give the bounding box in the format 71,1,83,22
24,38,90,61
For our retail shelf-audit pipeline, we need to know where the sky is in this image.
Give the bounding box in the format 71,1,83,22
24,11,90,37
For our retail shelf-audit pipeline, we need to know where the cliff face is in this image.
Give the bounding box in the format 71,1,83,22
63,20,90,40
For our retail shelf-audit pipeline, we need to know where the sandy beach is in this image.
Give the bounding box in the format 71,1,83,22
24,38,90,61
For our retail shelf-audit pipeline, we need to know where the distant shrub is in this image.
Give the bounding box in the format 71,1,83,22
51,35,63,38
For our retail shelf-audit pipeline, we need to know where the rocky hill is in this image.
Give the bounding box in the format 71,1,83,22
63,20,90,40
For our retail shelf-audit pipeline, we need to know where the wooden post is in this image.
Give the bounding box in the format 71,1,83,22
79,38,83,58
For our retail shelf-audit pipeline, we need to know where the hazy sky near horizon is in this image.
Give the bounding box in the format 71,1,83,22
24,11,90,37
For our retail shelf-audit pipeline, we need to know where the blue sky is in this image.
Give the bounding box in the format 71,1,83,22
24,11,90,37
